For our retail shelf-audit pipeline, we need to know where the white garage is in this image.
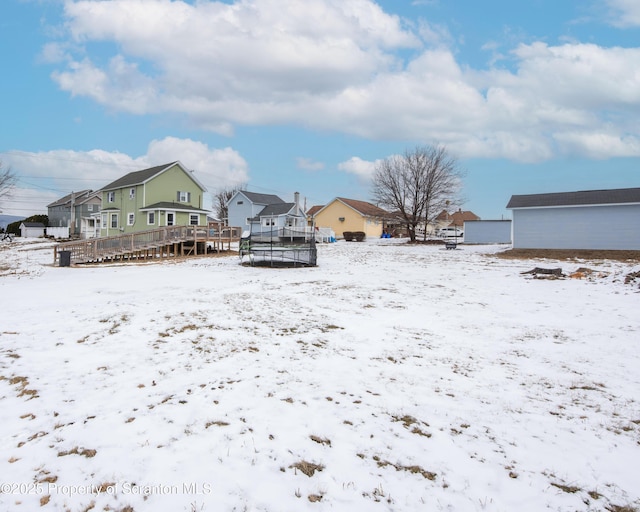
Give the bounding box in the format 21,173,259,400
463,220,512,244
506,187,640,250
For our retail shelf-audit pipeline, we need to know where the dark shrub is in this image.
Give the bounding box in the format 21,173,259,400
343,231,354,241
353,232,366,242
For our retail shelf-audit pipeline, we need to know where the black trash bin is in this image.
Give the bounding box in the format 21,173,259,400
59,250,71,267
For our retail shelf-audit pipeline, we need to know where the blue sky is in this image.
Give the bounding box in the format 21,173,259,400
1,0,639,219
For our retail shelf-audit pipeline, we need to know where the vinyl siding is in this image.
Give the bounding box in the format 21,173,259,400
144,165,202,208
463,220,512,244
512,204,640,250
315,201,383,239
227,193,269,232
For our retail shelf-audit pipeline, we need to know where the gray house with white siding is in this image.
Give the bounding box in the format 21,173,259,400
226,191,287,234
506,187,640,250
47,189,102,239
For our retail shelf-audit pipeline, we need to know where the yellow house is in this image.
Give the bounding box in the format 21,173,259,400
313,197,390,239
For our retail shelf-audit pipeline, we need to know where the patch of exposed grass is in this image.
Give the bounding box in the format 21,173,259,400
4,375,39,399
392,414,418,427
57,447,97,458
310,435,331,446
176,323,198,332
411,426,432,438
320,324,342,332
290,461,325,477
373,455,436,480
205,420,229,428
392,414,432,438
550,482,581,493
495,248,640,262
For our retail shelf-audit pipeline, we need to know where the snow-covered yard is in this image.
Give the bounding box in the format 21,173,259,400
1,238,639,512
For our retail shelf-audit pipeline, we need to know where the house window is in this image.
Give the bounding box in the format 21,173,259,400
177,191,191,203
129,188,135,200
236,200,244,205
88,204,94,212
127,213,135,226
107,191,115,203
101,214,107,229
189,214,199,226
147,212,155,225
262,218,275,227
110,213,119,229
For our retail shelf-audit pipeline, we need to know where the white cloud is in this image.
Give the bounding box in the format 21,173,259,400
46,0,640,162
296,158,325,172
52,0,419,135
605,0,640,27
337,156,380,181
1,137,250,215
146,137,250,191
0,187,58,217
553,131,640,159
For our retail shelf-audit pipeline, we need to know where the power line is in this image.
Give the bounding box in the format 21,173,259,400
0,150,144,169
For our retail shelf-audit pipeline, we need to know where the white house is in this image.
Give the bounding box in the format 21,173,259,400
226,191,287,234
227,191,306,237
506,187,640,250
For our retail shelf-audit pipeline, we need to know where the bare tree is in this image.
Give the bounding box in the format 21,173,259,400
371,145,464,242
213,185,245,225
0,161,18,213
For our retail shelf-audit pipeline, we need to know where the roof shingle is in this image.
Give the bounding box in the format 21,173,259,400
101,162,178,191
507,187,640,208
336,197,390,218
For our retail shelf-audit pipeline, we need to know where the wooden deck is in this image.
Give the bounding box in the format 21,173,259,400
54,226,241,265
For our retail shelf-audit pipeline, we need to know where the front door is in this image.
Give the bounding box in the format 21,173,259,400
166,212,175,226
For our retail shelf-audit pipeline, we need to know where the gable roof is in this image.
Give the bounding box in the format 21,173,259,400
507,187,640,209
101,161,206,192
47,189,94,208
306,205,324,217
240,191,285,205
436,209,479,223
449,209,480,225
330,197,390,218
255,203,297,218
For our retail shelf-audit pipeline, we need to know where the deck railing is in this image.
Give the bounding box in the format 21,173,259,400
54,225,241,264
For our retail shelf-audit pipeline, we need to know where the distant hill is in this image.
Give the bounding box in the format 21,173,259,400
0,215,24,230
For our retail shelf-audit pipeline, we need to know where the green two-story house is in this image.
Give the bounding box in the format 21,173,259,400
100,161,209,237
